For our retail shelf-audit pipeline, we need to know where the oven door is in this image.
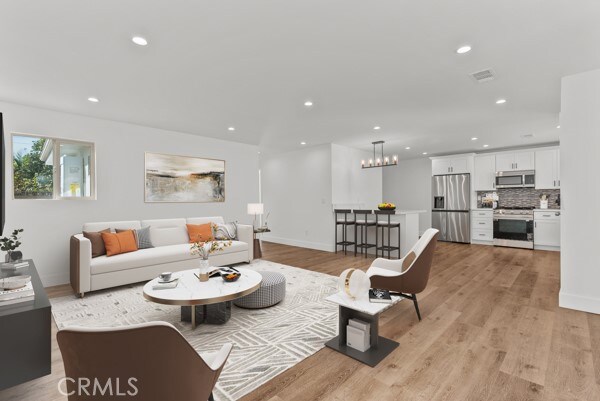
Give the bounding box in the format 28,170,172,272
493,217,534,243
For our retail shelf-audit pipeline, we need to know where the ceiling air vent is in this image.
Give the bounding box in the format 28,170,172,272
469,69,495,83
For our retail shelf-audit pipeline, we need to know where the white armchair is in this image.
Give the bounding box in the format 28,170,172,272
366,228,440,320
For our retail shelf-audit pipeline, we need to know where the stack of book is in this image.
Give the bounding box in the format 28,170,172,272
152,278,179,290
1,260,30,270
346,318,371,352
369,288,392,303
0,282,35,307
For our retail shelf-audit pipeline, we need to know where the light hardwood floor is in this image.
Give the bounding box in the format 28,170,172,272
1,241,598,401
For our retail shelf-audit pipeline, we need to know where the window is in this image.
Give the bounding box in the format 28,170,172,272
12,134,95,200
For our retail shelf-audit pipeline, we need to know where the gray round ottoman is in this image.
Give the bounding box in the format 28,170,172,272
234,271,286,309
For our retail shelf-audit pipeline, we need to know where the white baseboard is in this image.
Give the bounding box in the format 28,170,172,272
261,235,334,252
40,272,70,288
559,291,600,315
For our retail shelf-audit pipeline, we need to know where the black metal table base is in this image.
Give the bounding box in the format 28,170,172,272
181,301,232,326
326,304,399,367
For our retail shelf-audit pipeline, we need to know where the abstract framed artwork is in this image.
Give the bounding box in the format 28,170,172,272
144,152,225,203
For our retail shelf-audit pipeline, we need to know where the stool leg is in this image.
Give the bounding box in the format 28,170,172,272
364,225,368,259
398,227,401,259
335,222,338,254
375,224,379,258
388,225,391,259
354,224,358,257
343,224,347,256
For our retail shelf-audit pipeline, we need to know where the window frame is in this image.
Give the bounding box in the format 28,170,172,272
11,132,97,201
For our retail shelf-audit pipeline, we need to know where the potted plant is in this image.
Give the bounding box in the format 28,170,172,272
1,229,24,263
190,228,231,281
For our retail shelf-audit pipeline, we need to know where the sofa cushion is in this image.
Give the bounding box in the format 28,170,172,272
83,221,141,232
90,241,249,275
83,228,111,258
101,231,139,256
141,218,188,247
186,223,214,243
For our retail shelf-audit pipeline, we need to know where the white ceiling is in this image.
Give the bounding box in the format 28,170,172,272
2,0,599,158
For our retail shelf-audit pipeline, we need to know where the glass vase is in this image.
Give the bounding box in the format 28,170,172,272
198,257,210,282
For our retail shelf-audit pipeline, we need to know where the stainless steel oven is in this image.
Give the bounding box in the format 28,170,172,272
493,209,534,249
495,170,535,188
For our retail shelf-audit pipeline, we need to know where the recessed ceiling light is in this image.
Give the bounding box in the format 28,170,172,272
304,101,313,107
228,127,235,131
496,99,507,104
87,97,99,103
422,152,428,155
373,126,381,130
471,137,478,141
556,125,561,129
300,142,307,145
456,45,472,54
132,36,148,46
483,144,489,148
405,147,411,150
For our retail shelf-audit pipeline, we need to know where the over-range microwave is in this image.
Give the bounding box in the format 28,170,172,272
495,170,535,188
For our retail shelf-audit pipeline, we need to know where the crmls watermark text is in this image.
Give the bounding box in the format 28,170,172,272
58,377,139,397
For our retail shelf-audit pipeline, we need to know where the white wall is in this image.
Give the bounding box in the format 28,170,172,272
260,144,334,251
331,144,382,207
383,158,432,234
559,68,600,314
2,101,259,286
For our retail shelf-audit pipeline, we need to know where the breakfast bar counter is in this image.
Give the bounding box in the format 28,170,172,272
333,207,425,258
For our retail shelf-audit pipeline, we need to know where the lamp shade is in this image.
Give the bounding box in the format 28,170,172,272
247,203,264,215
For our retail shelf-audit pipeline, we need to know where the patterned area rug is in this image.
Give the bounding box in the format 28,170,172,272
51,260,339,401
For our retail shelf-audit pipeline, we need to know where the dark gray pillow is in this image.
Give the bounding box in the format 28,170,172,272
136,226,154,249
116,226,154,249
213,222,237,240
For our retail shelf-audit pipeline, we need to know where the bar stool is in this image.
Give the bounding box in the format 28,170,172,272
375,210,400,259
354,209,377,258
334,209,355,255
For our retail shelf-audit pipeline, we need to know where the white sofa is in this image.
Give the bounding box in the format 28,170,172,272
70,217,253,297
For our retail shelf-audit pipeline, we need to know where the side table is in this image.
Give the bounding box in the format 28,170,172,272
325,292,401,367
253,228,271,259
0,260,51,390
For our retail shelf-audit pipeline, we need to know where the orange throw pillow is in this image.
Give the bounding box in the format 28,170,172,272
101,230,139,257
187,223,214,243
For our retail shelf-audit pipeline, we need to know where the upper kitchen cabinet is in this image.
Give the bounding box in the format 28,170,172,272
431,155,473,175
535,148,560,189
495,151,534,172
474,154,496,191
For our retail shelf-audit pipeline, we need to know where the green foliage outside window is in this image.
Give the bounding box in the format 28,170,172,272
13,138,53,199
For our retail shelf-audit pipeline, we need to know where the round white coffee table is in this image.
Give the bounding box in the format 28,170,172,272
143,267,262,328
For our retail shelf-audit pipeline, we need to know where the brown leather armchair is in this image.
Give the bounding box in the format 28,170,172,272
57,321,232,401
366,228,439,320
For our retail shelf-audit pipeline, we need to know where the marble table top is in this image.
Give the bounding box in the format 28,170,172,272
143,267,262,306
326,292,402,316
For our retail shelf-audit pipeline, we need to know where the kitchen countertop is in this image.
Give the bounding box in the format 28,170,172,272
472,208,494,211
534,209,561,212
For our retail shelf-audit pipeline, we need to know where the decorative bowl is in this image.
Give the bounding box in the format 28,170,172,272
0,275,31,290
221,272,241,282
378,206,396,211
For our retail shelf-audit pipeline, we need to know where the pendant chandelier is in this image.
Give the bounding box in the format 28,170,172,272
361,141,398,169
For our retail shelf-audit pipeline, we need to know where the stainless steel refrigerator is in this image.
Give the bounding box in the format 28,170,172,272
432,174,470,243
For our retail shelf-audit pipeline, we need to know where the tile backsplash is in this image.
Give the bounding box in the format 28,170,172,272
477,188,561,209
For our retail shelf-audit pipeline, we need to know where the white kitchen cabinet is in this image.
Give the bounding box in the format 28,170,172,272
535,148,560,189
431,156,470,175
432,159,453,175
474,155,496,191
495,151,534,172
534,211,561,250
471,210,493,244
